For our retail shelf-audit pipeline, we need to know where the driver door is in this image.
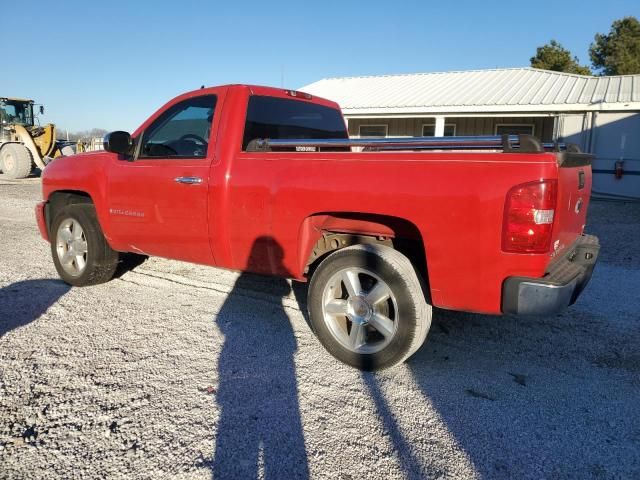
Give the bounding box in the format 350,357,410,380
106,94,218,264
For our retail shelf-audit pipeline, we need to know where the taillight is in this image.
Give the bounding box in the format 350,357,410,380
502,180,557,253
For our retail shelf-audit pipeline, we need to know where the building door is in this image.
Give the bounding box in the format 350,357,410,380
591,112,640,199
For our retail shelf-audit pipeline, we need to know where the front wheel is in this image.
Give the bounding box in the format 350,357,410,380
308,244,431,370
50,204,119,286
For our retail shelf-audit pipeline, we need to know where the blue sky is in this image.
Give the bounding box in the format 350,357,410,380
3,0,637,132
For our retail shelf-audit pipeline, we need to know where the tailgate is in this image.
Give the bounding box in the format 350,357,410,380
551,152,593,258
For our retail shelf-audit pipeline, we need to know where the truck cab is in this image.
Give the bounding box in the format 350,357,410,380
0,97,35,132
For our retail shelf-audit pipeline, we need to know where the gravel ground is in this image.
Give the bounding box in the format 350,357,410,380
0,177,639,479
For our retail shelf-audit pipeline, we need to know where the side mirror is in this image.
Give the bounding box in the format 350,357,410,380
39,106,45,115
104,131,132,155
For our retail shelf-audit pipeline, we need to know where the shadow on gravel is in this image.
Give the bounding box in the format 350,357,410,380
586,199,640,270
292,277,429,478
210,237,309,479
362,372,426,480
406,305,640,479
0,279,70,337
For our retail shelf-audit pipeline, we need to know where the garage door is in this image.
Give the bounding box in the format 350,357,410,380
591,112,640,199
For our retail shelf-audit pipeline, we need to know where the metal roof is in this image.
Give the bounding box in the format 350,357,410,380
300,68,640,115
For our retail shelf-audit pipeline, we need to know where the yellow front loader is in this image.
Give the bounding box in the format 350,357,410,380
0,97,67,179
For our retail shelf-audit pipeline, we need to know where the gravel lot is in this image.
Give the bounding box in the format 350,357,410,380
1,177,639,479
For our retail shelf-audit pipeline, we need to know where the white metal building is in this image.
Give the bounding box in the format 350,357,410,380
302,68,640,199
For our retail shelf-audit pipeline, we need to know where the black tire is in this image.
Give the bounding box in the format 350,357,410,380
0,144,33,179
50,204,119,286
308,244,431,370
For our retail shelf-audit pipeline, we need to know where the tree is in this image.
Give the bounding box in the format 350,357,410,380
590,16,640,75
57,128,108,142
530,40,592,75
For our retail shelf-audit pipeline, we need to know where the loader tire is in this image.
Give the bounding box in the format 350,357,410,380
0,144,33,179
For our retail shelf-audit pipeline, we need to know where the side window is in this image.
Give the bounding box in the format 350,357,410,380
242,96,348,151
359,125,387,138
422,124,456,137
495,124,535,136
1,104,17,118
139,95,217,159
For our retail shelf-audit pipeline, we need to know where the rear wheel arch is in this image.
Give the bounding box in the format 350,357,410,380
299,213,431,302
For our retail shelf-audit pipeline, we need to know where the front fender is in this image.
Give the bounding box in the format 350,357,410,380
42,152,116,244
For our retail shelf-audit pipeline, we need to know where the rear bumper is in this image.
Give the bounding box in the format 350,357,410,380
502,234,600,315
35,201,49,242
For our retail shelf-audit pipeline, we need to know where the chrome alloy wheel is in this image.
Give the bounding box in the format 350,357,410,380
321,267,398,354
55,218,88,276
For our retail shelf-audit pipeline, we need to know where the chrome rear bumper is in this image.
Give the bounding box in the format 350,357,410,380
502,234,600,315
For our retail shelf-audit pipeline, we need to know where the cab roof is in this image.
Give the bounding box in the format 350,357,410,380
180,84,341,110
0,97,34,103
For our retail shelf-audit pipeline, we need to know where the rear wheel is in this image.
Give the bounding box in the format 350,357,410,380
50,204,119,286
308,244,431,370
0,144,33,179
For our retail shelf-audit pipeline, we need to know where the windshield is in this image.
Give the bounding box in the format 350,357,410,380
0,100,34,126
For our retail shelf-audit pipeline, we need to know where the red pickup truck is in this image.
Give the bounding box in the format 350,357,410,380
36,84,599,370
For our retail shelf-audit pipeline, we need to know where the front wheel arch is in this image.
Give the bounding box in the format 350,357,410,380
46,191,96,237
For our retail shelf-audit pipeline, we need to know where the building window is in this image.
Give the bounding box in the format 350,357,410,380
422,124,456,137
495,124,535,136
359,125,388,138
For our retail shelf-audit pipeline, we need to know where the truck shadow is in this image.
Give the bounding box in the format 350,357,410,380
405,303,640,479
0,279,70,337
210,237,309,479
292,276,430,478
291,276,638,478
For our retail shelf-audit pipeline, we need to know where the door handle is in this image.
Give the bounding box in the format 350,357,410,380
174,176,203,185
